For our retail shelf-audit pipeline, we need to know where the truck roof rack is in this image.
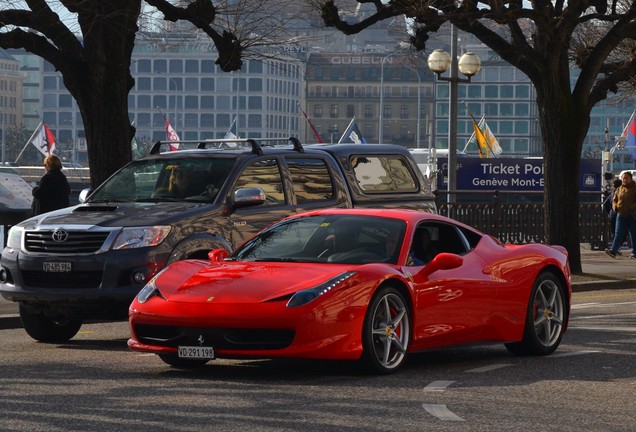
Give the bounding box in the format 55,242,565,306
149,137,304,155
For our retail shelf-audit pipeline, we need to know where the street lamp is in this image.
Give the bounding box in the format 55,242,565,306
427,27,481,202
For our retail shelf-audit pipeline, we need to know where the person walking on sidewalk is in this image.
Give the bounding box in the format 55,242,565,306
604,178,625,250
606,171,636,258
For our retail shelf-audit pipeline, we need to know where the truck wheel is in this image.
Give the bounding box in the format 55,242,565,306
19,305,83,343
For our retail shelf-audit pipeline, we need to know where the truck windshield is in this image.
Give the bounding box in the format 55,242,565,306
88,157,237,203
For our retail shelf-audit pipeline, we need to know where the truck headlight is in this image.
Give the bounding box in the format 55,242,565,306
6,226,24,249
112,226,171,250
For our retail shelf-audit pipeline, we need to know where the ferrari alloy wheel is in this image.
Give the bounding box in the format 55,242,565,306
158,353,209,369
505,272,566,356
19,305,83,343
361,286,411,374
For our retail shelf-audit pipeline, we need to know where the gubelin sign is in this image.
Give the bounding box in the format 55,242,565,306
436,158,601,192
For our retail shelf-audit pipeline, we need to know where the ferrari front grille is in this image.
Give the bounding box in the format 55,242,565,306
134,324,295,350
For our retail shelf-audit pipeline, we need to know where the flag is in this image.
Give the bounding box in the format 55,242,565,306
224,117,239,147
480,117,502,156
622,111,636,161
164,116,180,151
31,122,57,156
299,104,323,143
338,117,367,144
465,115,499,157
131,120,142,159
471,116,491,158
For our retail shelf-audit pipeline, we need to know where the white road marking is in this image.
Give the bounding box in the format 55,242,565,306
569,325,636,332
549,350,600,358
424,380,456,392
573,301,636,310
571,302,599,309
422,404,465,421
465,364,513,373
570,312,636,320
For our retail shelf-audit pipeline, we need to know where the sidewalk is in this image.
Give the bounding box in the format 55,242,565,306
2,244,636,330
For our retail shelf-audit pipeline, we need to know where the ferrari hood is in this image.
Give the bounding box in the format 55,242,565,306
159,261,354,304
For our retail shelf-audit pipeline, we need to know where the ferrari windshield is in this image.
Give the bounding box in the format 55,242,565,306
88,157,236,203
232,214,407,264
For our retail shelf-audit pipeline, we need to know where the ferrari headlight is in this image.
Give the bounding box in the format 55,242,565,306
287,271,356,308
112,226,171,250
6,226,24,249
137,268,168,304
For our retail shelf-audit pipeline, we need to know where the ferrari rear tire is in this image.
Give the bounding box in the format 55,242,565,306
158,353,209,368
360,286,411,374
19,305,83,343
505,272,566,356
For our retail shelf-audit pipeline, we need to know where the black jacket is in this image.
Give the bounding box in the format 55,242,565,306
31,169,71,215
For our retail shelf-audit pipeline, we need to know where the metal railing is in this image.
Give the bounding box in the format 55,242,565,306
434,190,609,250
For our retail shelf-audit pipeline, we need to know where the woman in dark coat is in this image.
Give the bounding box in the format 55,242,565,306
31,155,71,216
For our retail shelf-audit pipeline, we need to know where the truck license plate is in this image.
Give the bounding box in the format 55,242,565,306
43,262,72,272
178,346,215,359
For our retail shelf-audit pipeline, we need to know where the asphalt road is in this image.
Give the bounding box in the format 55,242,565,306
0,288,634,432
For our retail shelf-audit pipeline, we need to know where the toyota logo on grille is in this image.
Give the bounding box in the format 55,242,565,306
51,229,69,243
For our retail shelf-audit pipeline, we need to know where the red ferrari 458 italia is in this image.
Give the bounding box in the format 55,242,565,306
128,208,571,374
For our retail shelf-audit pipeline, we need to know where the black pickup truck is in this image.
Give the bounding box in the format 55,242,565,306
0,138,436,342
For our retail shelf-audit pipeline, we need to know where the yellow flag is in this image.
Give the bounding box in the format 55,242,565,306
472,117,490,158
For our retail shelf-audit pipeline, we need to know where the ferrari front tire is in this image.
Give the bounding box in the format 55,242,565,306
360,286,411,374
158,353,209,368
505,271,566,356
19,305,83,343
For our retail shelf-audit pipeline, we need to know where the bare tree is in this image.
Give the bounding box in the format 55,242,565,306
0,0,304,187
316,0,636,273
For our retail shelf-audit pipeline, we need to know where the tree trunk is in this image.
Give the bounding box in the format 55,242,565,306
61,2,140,188
535,84,590,274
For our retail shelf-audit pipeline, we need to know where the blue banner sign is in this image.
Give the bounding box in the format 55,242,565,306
436,158,601,192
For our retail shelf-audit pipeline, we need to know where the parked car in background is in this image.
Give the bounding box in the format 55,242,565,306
128,208,572,374
0,138,436,342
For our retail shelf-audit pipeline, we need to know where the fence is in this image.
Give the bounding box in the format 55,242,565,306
434,190,608,250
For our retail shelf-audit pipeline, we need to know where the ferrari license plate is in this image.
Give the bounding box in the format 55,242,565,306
177,346,215,359
43,262,72,272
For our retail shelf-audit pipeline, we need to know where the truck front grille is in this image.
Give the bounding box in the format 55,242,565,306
24,231,110,253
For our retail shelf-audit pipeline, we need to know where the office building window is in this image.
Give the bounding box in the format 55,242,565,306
201,60,215,72
153,59,167,73
347,104,355,117
137,77,151,91
515,85,530,98
364,104,373,118
331,104,339,118
185,78,198,91
501,85,514,98
185,96,199,109
169,60,183,73
400,105,409,119
138,59,151,73
468,85,482,98
485,103,498,116
515,121,529,134
201,113,214,127
185,60,199,73
383,104,392,119
485,85,498,98
248,96,262,109
515,103,529,116
138,95,151,109
201,78,214,92
201,96,214,109
314,105,323,118
183,113,197,127
153,95,167,109
499,121,513,133
500,103,513,116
